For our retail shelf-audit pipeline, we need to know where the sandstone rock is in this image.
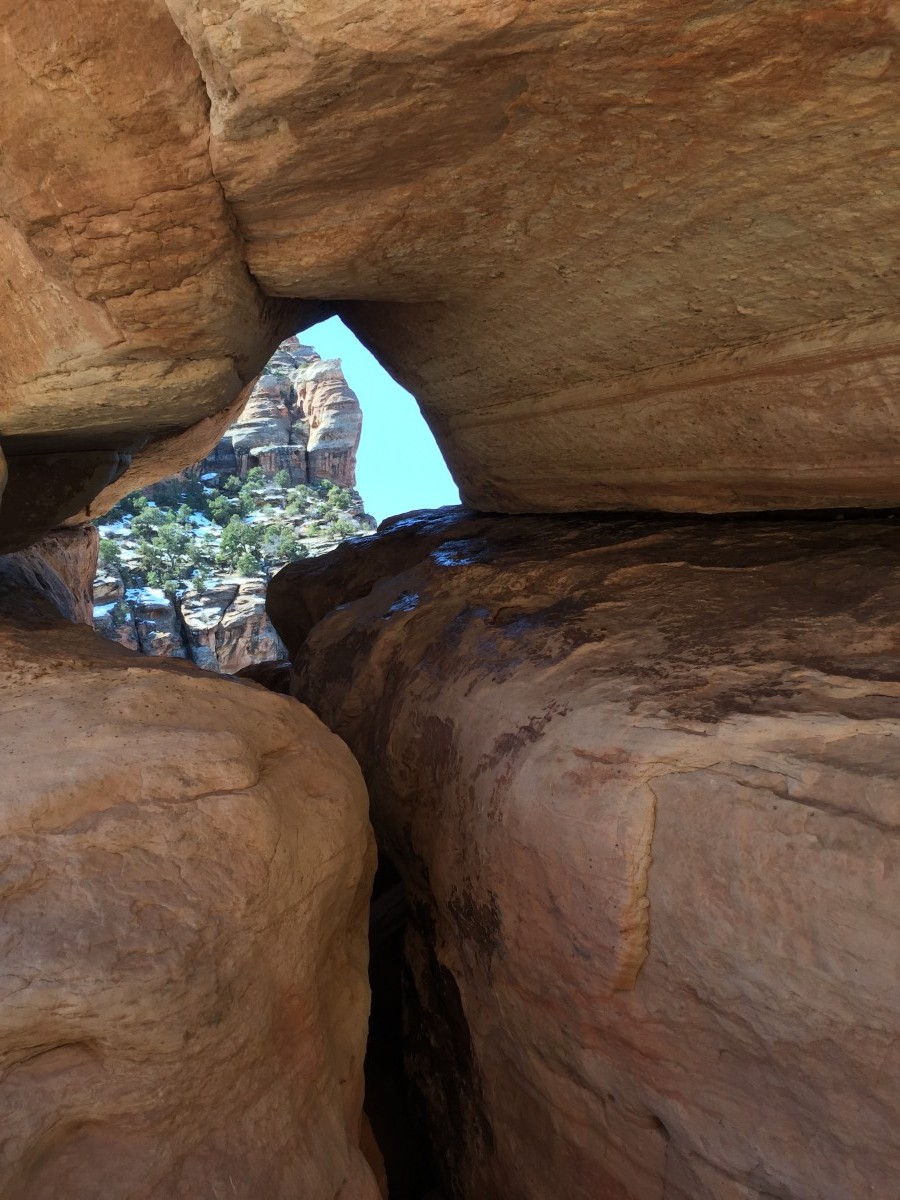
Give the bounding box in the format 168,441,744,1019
179,581,240,669
277,509,900,1200
95,578,287,669
126,587,186,658
0,597,378,1198
0,0,318,545
72,377,261,523
20,525,99,625
255,443,309,485
0,450,128,553
234,658,293,695
4,2,900,529
93,597,139,651
216,579,287,670
229,374,294,461
198,338,362,490
268,509,490,660
293,358,363,490
93,570,125,605
0,551,84,628
181,577,287,673
167,0,900,513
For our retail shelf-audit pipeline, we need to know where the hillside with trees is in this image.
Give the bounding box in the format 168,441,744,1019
93,339,375,671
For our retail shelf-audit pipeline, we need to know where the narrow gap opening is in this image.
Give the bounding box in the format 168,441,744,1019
368,855,443,1200
91,318,458,672
90,319,454,1198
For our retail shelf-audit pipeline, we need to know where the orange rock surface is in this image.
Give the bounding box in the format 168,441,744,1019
277,509,900,1200
0,591,379,1200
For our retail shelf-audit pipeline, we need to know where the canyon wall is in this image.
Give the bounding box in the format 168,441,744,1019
207,337,362,491
271,508,900,1200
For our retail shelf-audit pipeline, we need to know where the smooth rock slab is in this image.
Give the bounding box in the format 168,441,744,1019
277,508,900,1200
0,615,378,1200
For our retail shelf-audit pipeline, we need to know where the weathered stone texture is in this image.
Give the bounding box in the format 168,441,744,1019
0,0,315,543
0,605,379,1199
294,358,363,490
2,2,900,534
204,339,362,489
20,525,100,625
273,509,900,1200
168,0,900,512
181,577,287,671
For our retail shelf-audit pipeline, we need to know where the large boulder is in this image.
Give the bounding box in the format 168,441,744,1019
0,0,315,547
0,593,378,1198
274,509,900,1200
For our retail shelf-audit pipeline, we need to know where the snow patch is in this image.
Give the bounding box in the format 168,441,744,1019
126,587,169,606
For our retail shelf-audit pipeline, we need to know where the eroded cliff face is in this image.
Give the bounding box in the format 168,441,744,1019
90,336,370,671
209,337,362,490
270,509,900,1200
0,554,379,1200
93,576,287,669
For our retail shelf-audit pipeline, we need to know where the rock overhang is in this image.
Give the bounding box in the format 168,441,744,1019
1,0,899,548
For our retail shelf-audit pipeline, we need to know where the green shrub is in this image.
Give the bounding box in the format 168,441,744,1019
236,550,261,577
208,494,234,526
98,538,122,569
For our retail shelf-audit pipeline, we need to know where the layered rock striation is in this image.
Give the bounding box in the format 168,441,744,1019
2,1,900,538
206,337,362,490
271,508,900,1200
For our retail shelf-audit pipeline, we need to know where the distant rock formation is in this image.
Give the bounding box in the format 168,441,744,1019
92,338,374,673
206,337,362,489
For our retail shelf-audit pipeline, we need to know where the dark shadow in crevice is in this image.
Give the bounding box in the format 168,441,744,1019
366,855,443,1200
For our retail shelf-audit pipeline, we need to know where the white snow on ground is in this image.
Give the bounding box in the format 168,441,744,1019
126,587,169,606
93,602,118,617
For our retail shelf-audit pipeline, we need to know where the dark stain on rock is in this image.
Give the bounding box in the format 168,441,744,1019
447,887,503,964
479,702,568,775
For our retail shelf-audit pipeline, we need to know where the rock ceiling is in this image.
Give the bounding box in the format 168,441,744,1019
1,0,898,544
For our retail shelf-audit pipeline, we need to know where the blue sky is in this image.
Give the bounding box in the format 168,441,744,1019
300,316,461,524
